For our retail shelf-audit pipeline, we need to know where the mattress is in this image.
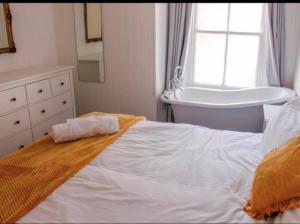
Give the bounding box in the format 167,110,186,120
19,120,275,223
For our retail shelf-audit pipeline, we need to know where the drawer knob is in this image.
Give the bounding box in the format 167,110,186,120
41,109,46,114
10,97,16,102
18,145,24,149
38,89,43,93
14,120,20,125
60,82,64,86
62,100,67,105
44,132,49,136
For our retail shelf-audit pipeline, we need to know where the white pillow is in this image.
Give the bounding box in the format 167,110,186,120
283,96,300,108
262,98,300,154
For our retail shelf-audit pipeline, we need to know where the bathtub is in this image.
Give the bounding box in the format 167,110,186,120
161,87,296,133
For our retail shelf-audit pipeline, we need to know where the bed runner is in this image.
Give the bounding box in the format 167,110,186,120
0,112,145,223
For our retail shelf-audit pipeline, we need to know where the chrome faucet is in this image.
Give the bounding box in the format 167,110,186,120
168,66,184,99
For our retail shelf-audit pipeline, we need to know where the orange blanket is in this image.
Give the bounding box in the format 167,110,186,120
0,112,145,223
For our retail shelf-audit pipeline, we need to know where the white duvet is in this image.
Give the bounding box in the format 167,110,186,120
19,120,282,223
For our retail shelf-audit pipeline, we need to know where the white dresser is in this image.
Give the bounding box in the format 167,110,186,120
0,65,76,156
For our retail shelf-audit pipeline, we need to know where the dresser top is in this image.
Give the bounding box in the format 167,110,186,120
0,65,74,87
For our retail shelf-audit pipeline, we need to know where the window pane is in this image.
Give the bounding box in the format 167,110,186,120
225,35,260,87
197,4,228,31
194,33,226,85
229,3,263,33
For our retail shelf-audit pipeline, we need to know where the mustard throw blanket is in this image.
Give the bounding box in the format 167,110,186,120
0,112,145,223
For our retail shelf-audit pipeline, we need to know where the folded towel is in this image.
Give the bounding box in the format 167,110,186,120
52,121,97,143
67,115,120,134
52,115,119,143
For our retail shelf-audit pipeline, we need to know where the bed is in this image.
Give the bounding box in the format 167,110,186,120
15,119,282,223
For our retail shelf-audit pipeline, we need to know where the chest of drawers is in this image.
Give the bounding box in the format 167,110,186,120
0,65,76,156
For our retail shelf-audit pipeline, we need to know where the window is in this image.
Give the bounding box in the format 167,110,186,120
191,3,265,88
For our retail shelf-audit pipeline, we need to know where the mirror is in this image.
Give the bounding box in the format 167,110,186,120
74,3,105,83
85,3,102,42
0,3,16,54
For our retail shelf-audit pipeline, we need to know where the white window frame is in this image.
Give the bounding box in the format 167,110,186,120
186,3,265,89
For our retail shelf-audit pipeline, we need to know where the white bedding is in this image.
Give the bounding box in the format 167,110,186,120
19,120,274,223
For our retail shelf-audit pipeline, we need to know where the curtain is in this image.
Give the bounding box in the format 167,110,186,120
165,3,193,90
265,3,285,87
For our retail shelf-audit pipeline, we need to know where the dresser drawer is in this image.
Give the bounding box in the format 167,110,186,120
26,79,51,104
0,86,27,115
53,92,72,113
0,108,31,139
29,98,55,125
0,129,33,157
29,92,73,125
50,72,71,96
32,109,73,140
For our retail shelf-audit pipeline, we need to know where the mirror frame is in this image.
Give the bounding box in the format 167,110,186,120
0,3,16,54
84,3,102,43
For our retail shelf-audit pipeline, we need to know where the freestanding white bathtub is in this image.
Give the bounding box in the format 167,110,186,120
161,87,296,133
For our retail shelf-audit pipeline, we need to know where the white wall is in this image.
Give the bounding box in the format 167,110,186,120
73,3,103,57
284,3,300,88
52,4,80,114
155,3,168,121
100,3,157,119
0,3,58,73
54,3,159,120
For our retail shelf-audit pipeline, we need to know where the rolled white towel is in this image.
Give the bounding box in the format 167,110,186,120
66,115,97,123
67,115,119,135
52,115,119,143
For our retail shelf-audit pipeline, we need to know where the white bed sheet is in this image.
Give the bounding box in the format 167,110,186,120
19,120,270,223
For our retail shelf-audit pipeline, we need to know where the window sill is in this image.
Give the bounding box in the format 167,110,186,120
185,83,245,90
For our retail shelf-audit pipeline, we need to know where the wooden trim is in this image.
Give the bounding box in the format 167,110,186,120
0,3,16,54
84,3,102,43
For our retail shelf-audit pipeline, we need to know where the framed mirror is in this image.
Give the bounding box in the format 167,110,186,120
0,3,16,54
74,3,105,83
84,3,102,42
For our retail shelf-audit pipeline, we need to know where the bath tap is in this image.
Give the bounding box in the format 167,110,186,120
173,85,183,100
174,83,183,91
168,66,184,99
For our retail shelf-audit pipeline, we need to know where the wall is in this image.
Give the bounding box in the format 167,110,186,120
293,43,300,96
155,3,168,121
52,4,80,114
54,3,159,120
284,3,300,88
0,3,58,73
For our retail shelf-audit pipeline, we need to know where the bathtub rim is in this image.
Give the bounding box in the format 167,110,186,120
161,86,296,109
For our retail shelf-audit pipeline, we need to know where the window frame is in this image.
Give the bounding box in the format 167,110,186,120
187,3,265,89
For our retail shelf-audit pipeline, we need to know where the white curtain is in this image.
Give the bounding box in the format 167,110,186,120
165,3,193,90
265,3,285,87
